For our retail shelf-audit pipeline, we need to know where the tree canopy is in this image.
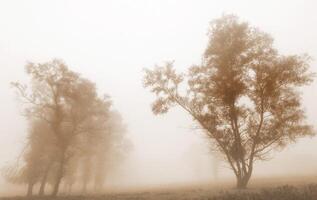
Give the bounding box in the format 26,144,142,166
143,15,315,188
6,59,130,196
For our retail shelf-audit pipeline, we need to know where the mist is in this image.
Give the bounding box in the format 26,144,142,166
1,0,317,198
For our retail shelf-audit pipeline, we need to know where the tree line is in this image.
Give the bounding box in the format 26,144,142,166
3,60,131,196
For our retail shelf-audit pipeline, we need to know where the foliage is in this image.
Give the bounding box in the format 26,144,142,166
5,59,130,196
143,15,314,188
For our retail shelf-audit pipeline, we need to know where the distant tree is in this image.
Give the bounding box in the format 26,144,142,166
143,15,314,188
11,59,99,196
95,110,131,189
28,120,57,196
77,108,130,193
63,154,79,194
2,119,56,196
10,59,131,196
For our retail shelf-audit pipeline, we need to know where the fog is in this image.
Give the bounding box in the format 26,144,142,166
1,0,317,196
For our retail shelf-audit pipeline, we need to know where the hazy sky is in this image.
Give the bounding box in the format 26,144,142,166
0,0,317,189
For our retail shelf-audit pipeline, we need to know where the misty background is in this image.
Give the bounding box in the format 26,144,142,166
0,0,317,194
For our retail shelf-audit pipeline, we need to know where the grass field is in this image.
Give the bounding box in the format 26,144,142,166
1,184,317,200
1,176,317,200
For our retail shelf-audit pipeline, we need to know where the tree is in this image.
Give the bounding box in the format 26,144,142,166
143,15,314,189
76,108,130,193
2,119,56,196
92,110,131,191
28,120,57,196
63,154,79,194
10,59,130,196
11,59,100,196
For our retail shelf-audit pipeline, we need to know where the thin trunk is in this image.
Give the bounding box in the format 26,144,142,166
94,179,103,193
82,181,88,194
26,181,34,197
38,176,47,196
67,183,73,194
51,151,66,197
39,163,52,196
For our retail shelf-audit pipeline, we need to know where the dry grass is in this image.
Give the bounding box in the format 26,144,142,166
211,184,317,200
1,184,317,200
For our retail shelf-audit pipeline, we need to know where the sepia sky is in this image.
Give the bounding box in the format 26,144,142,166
0,0,317,188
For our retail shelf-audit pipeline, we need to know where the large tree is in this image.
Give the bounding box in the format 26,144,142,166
143,15,314,188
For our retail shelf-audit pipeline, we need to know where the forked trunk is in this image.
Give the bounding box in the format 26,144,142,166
236,174,251,189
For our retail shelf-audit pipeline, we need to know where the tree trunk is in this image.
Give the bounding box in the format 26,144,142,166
82,182,87,194
67,183,73,194
39,163,52,196
38,177,47,196
26,182,34,197
94,182,101,193
236,174,251,189
51,151,66,197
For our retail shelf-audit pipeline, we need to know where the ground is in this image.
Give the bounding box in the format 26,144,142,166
1,176,317,200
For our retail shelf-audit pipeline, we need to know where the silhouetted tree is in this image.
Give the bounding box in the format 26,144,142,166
143,15,314,189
